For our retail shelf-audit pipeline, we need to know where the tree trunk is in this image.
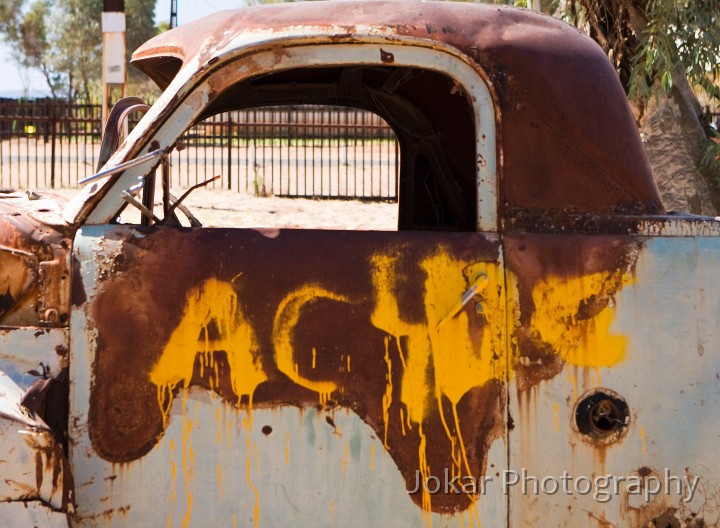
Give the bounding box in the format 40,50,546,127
637,65,720,215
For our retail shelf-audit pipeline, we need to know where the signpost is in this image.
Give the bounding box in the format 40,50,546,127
101,0,126,131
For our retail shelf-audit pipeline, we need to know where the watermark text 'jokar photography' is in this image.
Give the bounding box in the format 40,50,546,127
408,468,700,504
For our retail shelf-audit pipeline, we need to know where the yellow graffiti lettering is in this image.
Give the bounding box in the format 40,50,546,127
273,285,349,403
382,336,393,448
150,278,266,424
371,248,509,512
146,244,634,517
371,251,508,421
529,271,632,368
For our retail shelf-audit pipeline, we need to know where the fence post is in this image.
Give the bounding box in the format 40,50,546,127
226,112,232,190
50,104,57,189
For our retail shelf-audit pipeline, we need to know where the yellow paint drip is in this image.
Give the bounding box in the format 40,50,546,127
370,444,375,472
169,438,177,504
226,408,233,449
417,424,433,525
181,390,193,528
553,402,559,433
341,443,349,477
273,285,349,402
245,429,252,488
640,426,647,456
371,249,509,513
217,463,223,497
459,502,483,528
382,336,392,448
285,431,291,465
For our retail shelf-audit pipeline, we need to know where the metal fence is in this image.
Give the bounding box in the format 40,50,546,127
0,99,101,190
0,99,399,200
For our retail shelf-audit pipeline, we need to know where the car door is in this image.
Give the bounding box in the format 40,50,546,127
70,224,509,527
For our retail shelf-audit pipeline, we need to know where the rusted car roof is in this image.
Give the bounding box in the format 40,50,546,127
131,0,663,219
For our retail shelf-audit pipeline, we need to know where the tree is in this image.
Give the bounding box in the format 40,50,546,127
0,0,61,97
0,0,158,100
19,2,60,97
50,0,103,101
535,0,720,214
125,0,157,84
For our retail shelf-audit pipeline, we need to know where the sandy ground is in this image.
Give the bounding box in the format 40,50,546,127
184,190,397,230
48,187,398,230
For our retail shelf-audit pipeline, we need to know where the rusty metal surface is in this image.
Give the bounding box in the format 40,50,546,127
503,234,642,393
131,0,663,218
5,3,716,525
0,192,72,522
0,192,72,327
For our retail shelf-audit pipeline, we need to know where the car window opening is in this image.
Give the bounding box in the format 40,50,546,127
118,65,478,232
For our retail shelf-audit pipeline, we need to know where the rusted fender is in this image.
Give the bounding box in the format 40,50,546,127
0,191,72,328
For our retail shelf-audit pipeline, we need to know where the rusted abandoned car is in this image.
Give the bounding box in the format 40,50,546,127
1,1,719,526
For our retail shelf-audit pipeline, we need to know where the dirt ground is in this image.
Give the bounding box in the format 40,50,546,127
180,189,398,230
49,187,398,230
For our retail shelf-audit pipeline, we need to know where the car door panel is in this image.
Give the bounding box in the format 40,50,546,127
70,224,509,526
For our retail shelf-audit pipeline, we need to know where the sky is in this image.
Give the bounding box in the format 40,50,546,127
0,0,247,96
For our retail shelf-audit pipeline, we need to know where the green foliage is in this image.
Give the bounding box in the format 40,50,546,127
630,0,720,105
50,0,103,100
476,0,720,108
0,0,24,35
125,0,157,70
0,0,60,95
0,0,158,100
701,136,720,170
